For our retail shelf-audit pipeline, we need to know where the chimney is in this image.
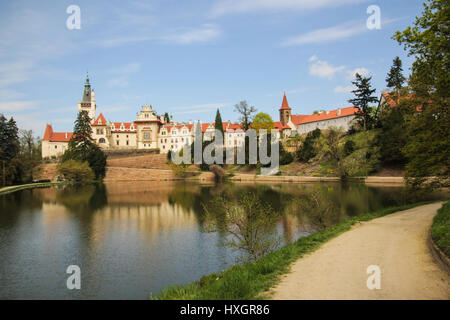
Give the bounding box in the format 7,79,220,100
337,108,341,116
65,132,68,139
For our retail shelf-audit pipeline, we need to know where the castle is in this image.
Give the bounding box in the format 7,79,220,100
42,76,358,158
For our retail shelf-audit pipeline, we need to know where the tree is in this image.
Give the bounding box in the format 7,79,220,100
62,110,107,180
393,0,450,189
0,115,20,186
234,100,257,131
214,109,224,137
296,128,321,162
386,56,406,93
251,112,274,133
348,74,379,131
57,160,94,184
203,192,280,263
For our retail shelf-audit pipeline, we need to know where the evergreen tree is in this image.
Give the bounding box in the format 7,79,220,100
214,109,224,137
386,56,406,91
62,110,107,180
348,74,379,131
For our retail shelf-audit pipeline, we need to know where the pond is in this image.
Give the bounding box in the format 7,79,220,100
0,181,443,299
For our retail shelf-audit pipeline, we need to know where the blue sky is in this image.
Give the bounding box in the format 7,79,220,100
0,0,424,135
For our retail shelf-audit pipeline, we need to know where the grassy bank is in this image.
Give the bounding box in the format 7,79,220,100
431,201,450,257
0,182,64,195
153,200,438,300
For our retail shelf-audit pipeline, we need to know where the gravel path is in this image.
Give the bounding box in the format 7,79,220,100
271,202,449,300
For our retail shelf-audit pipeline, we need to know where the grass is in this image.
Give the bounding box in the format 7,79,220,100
431,201,450,257
153,200,437,300
0,182,64,195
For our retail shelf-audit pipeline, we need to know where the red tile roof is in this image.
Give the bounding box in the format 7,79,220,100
42,124,73,142
92,113,107,126
290,106,359,125
111,122,136,132
273,121,291,131
279,93,291,110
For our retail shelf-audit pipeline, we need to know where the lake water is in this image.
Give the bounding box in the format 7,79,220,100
0,181,443,299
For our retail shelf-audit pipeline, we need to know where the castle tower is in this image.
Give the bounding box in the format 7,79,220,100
279,92,291,126
77,74,96,122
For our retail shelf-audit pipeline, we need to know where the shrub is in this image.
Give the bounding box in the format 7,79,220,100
296,128,321,162
57,160,94,184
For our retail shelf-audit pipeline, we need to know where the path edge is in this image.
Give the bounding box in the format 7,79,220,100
427,231,450,275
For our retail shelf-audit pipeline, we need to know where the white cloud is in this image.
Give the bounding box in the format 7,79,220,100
161,25,221,44
281,21,367,46
0,101,37,112
347,67,370,80
334,85,355,93
309,58,345,79
210,0,367,16
98,25,221,47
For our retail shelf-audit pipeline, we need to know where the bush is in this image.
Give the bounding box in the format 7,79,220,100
209,164,225,182
431,201,450,257
296,129,321,162
57,160,94,184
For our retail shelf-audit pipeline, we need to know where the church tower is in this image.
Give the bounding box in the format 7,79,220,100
78,74,96,122
279,92,291,126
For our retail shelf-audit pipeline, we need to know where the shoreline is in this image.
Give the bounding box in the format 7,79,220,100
153,200,444,300
0,182,65,196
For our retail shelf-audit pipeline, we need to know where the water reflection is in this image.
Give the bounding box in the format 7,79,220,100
0,181,445,299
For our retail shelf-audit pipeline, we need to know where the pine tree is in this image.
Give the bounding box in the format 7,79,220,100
386,56,406,105
348,74,379,131
63,110,107,180
214,109,224,137
386,56,406,90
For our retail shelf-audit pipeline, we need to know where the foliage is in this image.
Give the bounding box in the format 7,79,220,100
57,159,94,184
251,112,274,133
431,201,450,257
343,140,355,156
348,74,379,131
234,100,257,131
393,0,450,189
209,164,226,182
374,99,413,166
386,56,406,92
62,111,107,180
296,128,321,162
0,115,41,186
203,192,280,263
214,109,224,137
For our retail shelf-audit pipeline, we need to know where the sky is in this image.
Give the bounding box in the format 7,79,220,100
0,0,425,136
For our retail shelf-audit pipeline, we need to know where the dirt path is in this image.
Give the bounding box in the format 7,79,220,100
271,202,449,300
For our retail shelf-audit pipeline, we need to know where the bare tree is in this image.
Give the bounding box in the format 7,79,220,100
234,101,257,131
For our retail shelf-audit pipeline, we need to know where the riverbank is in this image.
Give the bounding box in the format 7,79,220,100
272,202,448,299
0,182,64,196
153,200,444,300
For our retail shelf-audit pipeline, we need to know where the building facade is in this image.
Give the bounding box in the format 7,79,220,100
42,77,359,158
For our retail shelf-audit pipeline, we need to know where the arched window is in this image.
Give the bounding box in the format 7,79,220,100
99,138,106,143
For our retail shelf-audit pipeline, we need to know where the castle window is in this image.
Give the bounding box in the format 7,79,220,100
143,132,150,139
116,141,119,145
55,145,57,149
117,135,119,138
99,138,106,143
126,141,129,146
